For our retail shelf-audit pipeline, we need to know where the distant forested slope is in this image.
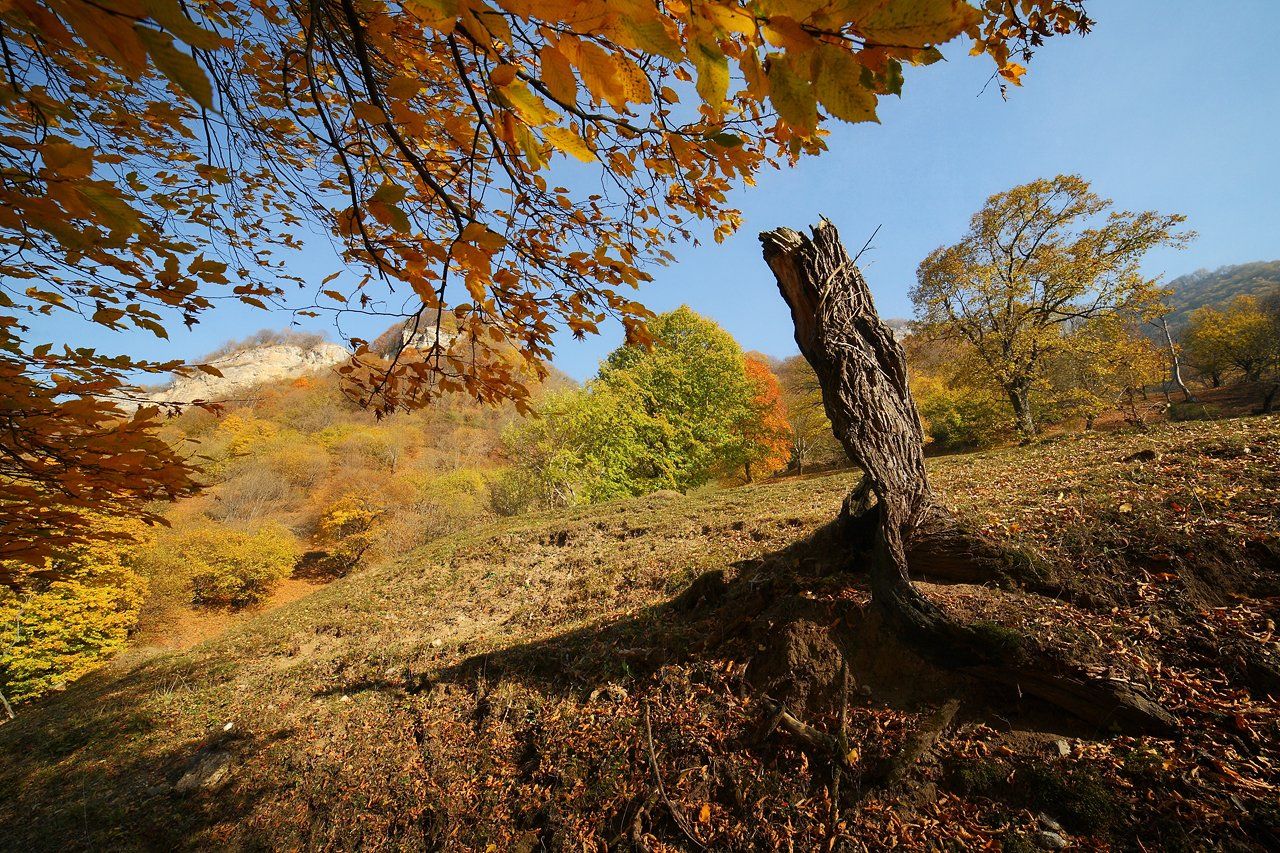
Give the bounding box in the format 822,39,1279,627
1164,261,1280,328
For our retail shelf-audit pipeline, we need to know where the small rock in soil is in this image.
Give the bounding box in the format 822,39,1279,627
1037,813,1066,834
174,750,232,794
1034,830,1070,850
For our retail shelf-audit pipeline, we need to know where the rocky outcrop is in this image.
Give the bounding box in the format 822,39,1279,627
140,342,350,408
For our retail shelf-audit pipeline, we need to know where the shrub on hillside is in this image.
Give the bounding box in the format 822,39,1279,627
0,531,147,702
912,374,1010,450
218,411,281,456
261,438,330,487
1168,401,1222,422
318,494,382,541
208,464,302,523
200,328,329,361
320,423,420,472
488,467,540,516
144,523,301,607
309,494,384,575
370,470,494,556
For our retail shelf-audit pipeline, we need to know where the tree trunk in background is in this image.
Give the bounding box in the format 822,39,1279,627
760,220,1177,734
1156,316,1196,403
1259,383,1278,415
1006,385,1036,439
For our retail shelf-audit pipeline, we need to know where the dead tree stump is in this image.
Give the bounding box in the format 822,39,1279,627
760,220,1176,735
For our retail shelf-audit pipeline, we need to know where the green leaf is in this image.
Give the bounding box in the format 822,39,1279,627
619,15,681,62
75,184,144,234
847,0,982,47
372,181,408,204
707,132,743,148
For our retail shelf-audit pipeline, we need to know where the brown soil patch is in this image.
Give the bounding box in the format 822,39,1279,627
132,577,327,652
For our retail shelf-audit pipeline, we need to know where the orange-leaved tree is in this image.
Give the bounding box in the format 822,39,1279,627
1,0,1091,573
741,353,791,481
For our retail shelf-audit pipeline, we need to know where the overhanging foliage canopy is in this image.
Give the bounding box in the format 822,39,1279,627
0,0,1090,570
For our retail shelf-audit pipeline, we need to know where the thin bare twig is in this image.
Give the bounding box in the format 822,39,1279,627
850,223,882,266
642,701,705,850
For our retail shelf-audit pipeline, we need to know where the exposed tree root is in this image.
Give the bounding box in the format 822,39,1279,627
869,698,960,790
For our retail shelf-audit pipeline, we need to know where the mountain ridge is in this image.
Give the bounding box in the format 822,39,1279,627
1164,259,1280,328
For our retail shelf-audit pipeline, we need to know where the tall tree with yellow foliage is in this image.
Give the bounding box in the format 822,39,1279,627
912,175,1190,438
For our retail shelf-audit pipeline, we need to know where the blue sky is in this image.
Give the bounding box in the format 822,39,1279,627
31,0,1280,381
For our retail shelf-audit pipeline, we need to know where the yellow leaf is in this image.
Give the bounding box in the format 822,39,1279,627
698,803,710,823
761,16,816,52
352,102,389,124
512,122,545,169
766,54,816,133
386,75,422,100
539,44,577,105
405,0,459,32
999,61,1027,85
42,141,95,179
691,36,728,107
702,4,756,36
490,63,518,88
91,307,126,325
497,80,557,125
570,39,625,110
141,0,221,50
54,0,149,77
460,221,488,242
543,126,595,162
613,52,652,105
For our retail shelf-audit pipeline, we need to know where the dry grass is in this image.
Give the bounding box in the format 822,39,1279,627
1,416,1277,850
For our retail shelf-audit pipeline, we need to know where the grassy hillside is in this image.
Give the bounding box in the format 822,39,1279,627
1165,261,1280,328
1,417,1278,850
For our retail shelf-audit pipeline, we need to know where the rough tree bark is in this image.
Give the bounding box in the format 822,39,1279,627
1006,384,1037,440
760,220,939,635
760,220,1176,734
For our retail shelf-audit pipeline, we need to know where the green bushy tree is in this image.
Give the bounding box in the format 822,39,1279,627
597,307,761,490
505,307,781,505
